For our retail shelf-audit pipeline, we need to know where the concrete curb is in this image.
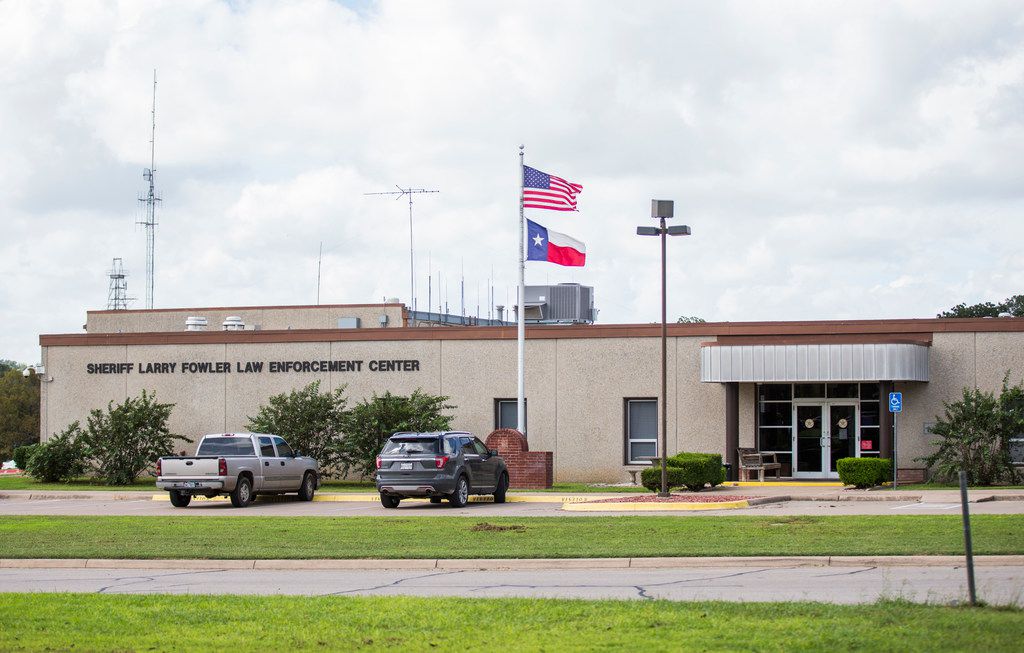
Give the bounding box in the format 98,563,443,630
3,555,1022,571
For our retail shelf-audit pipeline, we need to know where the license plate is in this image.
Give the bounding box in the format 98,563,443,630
400,462,413,470
187,482,202,488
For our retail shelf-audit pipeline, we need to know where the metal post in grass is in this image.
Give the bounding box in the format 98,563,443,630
959,470,977,606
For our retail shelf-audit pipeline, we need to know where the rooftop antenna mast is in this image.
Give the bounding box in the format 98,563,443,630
364,185,439,322
137,70,161,309
106,258,135,310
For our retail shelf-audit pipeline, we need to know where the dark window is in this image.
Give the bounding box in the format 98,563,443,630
460,437,476,455
197,437,256,456
758,384,792,401
441,438,457,455
860,383,880,401
273,438,294,458
861,402,880,427
758,428,790,452
494,399,526,433
473,439,489,455
827,383,859,399
794,383,826,399
258,437,275,457
758,402,792,427
625,399,658,464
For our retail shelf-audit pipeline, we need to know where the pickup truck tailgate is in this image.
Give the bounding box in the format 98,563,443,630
160,458,221,477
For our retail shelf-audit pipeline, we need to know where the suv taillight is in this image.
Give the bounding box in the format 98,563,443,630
156,459,162,476
434,455,450,469
375,456,382,470
218,458,227,476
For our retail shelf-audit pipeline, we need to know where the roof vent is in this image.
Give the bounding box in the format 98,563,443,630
185,316,208,331
386,297,400,304
222,316,245,331
999,312,1013,318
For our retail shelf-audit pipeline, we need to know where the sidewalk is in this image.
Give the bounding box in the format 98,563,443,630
3,555,1022,571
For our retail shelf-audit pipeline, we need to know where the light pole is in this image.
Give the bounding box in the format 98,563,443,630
637,200,691,497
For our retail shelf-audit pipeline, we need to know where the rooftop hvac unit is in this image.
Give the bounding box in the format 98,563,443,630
222,316,245,331
185,316,208,331
523,283,595,324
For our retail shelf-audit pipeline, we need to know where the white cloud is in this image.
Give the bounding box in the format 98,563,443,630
1,0,1024,362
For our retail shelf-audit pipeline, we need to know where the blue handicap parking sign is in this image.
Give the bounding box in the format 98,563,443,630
889,392,903,413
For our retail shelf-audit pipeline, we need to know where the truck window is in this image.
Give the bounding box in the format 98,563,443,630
258,437,276,457
197,437,256,456
274,437,294,458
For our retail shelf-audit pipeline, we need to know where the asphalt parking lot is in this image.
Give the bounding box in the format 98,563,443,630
1,493,1023,517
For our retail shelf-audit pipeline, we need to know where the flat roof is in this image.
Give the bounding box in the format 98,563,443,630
39,317,1024,347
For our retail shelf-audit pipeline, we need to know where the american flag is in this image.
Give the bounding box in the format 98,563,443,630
522,165,583,211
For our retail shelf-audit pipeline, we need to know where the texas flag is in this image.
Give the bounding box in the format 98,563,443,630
526,219,586,267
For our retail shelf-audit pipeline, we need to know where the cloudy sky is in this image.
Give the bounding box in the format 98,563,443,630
2,0,1023,363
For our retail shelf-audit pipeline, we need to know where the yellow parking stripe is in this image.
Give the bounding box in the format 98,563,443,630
563,499,750,512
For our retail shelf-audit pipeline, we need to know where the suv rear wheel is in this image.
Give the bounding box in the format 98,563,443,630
380,493,400,509
494,472,509,504
448,475,470,508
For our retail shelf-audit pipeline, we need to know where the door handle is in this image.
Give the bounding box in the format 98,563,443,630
264,461,269,467
280,461,285,466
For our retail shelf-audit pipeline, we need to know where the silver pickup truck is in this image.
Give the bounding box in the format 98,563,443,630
156,433,320,508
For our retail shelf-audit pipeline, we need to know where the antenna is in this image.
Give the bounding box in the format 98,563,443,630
316,241,323,305
107,258,135,310
364,185,439,321
137,70,161,309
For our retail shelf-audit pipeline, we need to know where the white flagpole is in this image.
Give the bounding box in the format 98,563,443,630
517,145,526,434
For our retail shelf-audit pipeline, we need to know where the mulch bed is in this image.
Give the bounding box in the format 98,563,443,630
587,494,750,503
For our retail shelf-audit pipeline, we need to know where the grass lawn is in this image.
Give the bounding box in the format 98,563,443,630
0,515,1020,559
0,594,1020,652
0,476,155,491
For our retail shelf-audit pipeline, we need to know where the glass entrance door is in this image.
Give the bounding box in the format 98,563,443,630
794,405,824,476
793,403,859,478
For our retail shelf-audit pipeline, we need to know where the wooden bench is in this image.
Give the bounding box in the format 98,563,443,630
737,448,782,482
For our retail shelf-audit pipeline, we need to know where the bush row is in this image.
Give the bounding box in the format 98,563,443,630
641,453,726,492
836,457,893,488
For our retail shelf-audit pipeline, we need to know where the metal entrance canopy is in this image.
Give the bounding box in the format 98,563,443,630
700,342,929,383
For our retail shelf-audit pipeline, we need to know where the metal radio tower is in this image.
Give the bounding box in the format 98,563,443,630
106,258,135,310
137,70,161,309
364,185,439,319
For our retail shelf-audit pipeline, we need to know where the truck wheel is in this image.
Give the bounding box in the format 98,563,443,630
298,473,316,501
448,475,470,508
168,490,191,508
494,472,509,504
230,476,253,508
380,493,400,509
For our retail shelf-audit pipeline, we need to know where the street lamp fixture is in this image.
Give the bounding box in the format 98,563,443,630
636,199,691,497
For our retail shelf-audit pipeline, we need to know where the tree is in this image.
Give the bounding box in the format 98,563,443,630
677,316,706,323
246,381,349,475
340,390,455,478
0,359,24,374
0,367,40,460
938,294,1024,318
79,390,185,485
918,375,1021,485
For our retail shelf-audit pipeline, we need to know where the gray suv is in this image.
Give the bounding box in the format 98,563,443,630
375,431,509,508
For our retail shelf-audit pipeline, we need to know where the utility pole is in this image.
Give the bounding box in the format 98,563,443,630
137,70,161,309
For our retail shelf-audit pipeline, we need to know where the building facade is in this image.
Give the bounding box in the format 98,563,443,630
37,305,1024,482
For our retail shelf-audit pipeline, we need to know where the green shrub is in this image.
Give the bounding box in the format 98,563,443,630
640,466,687,492
13,444,39,471
644,453,724,492
79,390,185,485
837,457,892,488
247,381,349,475
26,423,87,483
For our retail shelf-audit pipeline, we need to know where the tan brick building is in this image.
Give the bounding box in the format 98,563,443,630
37,304,1024,482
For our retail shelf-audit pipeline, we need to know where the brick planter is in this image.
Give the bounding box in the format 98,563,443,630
484,428,553,489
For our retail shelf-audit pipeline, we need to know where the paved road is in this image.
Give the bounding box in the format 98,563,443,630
2,563,1020,605
1,495,1023,517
